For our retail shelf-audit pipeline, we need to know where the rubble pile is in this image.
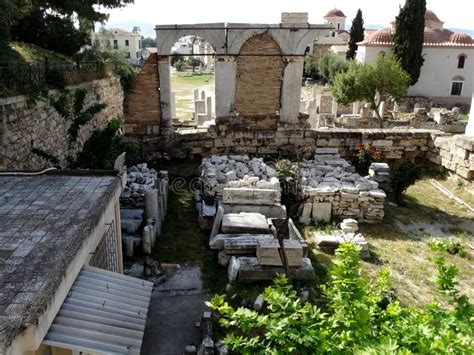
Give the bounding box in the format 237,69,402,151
313,218,370,259
120,163,169,258
200,155,279,198
369,162,390,183
433,107,460,125
299,148,386,223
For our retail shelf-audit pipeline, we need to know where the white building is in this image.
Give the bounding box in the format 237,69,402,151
356,10,474,107
92,28,142,65
313,9,350,57
192,38,215,69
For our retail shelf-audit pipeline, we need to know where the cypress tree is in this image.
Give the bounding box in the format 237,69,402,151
346,9,365,60
393,0,426,85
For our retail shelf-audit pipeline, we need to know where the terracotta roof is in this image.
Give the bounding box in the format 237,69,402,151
450,32,473,45
359,27,474,48
324,8,346,18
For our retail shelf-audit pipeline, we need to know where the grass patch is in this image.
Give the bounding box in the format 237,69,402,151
0,41,73,63
172,73,214,86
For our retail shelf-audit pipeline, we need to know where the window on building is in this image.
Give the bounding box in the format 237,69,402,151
136,52,140,58
451,81,463,96
139,40,141,49
332,32,336,37
113,39,118,49
126,52,130,58
106,39,111,48
337,23,341,30
457,55,466,69
125,39,129,46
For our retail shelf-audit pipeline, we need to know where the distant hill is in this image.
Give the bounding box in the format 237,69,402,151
448,28,474,37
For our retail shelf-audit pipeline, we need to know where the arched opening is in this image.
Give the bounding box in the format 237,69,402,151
457,54,466,69
169,35,215,127
451,75,464,96
234,32,284,117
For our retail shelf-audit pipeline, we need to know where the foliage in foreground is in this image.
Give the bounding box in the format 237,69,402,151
208,243,473,354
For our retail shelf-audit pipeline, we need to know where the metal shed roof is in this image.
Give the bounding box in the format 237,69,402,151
43,266,153,354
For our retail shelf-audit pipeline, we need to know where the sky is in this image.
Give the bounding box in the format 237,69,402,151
101,0,474,37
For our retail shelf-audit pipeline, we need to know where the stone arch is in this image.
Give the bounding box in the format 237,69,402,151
234,32,285,117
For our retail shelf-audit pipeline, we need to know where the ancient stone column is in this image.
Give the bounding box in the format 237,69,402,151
280,57,305,122
158,56,172,129
215,55,236,118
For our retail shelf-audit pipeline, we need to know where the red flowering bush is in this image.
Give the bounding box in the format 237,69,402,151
356,144,384,174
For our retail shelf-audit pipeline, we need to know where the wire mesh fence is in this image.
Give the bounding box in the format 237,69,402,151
0,60,107,97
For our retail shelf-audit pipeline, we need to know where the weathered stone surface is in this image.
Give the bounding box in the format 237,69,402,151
210,206,224,239
221,213,271,234
224,236,275,254
229,257,315,282
256,239,303,266
312,202,332,223
222,203,287,218
209,234,274,250
223,188,280,205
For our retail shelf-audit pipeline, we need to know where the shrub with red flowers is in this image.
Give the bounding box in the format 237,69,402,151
356,143,384,174
389,162,419,205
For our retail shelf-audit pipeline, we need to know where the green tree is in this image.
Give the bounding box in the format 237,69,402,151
304,53,318,78
141,37,156,48
393,0,426,85
331,53,410,127
346,9,365,60
187,57,202,72
6,0,134,56
318,52,348,84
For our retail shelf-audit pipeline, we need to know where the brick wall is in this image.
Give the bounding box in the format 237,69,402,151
124,53,161,135
234,33,285,117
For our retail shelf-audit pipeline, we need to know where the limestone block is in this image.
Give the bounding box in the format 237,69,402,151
224,235,275,254
121,219,142,234
257,239,303,266
221,213,271,234
230,257,315,282
222,203,287,219
210,234,274,250
210,206,224,239
120,208,144,220
315,147,339,154
299,202,312,225
223,188,280,205
312,202,332,223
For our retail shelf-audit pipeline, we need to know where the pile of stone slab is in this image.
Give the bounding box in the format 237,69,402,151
209,206,314,282
313,219,370,259
432,107,460,125
197,156,286,228
120,163,169,257
299,148,386,223
200,155,278,198
369,163,390,183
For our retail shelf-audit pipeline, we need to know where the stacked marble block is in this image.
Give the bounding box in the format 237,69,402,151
369,162,390,185
299,148,386,224
209,207,315,282
313,219,370,259
120,163,169,257
198,155,286,224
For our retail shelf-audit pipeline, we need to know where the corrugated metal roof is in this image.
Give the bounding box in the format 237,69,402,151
43,266,153,354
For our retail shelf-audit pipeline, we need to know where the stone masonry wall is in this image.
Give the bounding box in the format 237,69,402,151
124,53,161,135
1,76,123,170
138,125,448,163
427,135,474,181
234,33,285,117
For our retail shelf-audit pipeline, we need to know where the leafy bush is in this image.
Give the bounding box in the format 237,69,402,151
356,143,383,175
174,59,185,72
318,52,349,84
76,44,138,93
75,116,132,170
389,162,419,205
429,239,467,258
209,243,473,354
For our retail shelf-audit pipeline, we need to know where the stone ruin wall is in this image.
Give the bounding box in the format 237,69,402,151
0,76,123,170
135,127,473,183
124,53,161,135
